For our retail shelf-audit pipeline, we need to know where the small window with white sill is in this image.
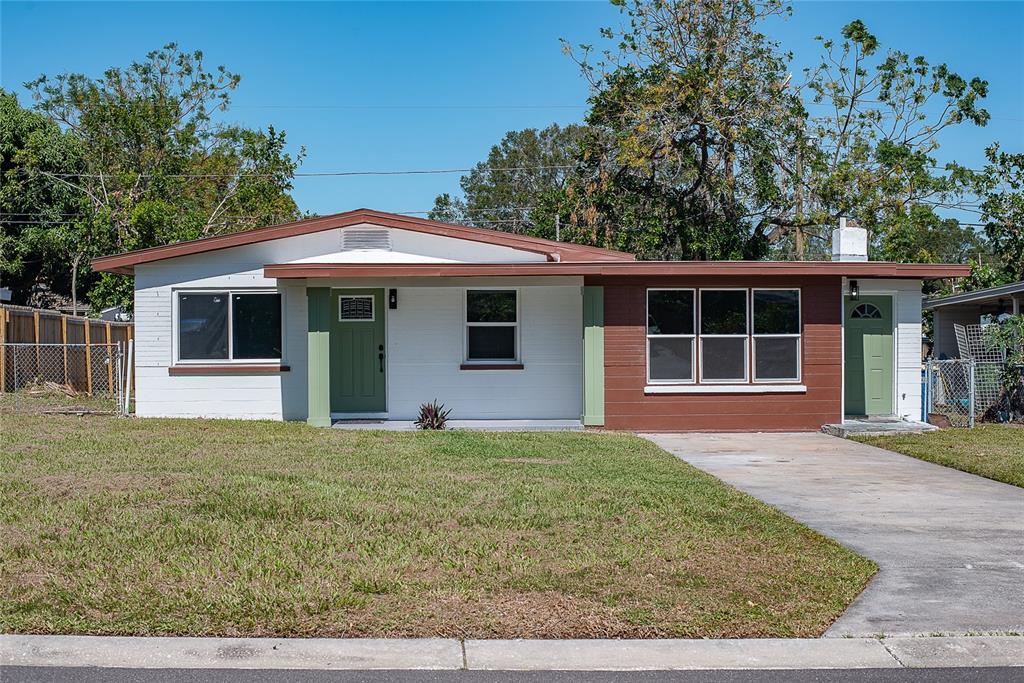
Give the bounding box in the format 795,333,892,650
177,291,282,362
465,289,518,362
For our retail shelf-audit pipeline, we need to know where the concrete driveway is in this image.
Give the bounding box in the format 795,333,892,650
643,432,1024,637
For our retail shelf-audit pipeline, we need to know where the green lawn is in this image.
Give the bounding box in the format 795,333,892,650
855,424,1024,488
0,410,874,639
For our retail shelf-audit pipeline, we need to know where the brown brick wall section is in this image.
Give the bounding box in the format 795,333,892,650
594,276,843,431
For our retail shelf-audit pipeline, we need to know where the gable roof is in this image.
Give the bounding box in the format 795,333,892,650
91,208,636,274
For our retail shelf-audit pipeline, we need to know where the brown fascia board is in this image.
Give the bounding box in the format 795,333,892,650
91,208,635,274
263,261,972,279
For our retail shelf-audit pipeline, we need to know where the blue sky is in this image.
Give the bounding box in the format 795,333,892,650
2,1,1022,218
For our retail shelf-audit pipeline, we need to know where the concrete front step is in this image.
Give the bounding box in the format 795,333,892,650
822,417,938,438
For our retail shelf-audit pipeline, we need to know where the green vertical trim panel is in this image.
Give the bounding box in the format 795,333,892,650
583,286,605,426
306,287,332,427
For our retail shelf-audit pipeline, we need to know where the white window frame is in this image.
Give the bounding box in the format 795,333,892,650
338,294,375,322
173,289,284,364
752,288,802,383
698,288,750,384
463,288,520,364
646,288,696,384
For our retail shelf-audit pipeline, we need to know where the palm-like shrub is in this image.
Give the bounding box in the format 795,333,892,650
415,399,451,430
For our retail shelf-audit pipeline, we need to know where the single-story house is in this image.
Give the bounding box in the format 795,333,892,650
925,280,1024,359
92,209,969,431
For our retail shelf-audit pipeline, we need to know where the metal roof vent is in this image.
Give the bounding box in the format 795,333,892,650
341,228,392,251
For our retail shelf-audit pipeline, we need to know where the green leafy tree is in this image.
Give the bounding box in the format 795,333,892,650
953,145,1024,283
22,43,304,310
438,4,993,266
562,0,800,259
794,19,989,259
429,124,585,237
0,89,87,309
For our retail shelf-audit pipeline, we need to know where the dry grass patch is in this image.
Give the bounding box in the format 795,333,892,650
0,410,875,638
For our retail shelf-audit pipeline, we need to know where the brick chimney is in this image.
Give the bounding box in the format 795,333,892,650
831,217,868,262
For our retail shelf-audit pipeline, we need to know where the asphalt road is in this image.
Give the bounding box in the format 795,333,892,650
3,668,1022,683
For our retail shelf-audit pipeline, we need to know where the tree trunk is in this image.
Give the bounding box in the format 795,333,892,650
71,252,82,317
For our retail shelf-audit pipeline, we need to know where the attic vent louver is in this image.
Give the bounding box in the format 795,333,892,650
341,228,392,251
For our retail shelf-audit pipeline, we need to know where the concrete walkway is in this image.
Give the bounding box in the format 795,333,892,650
3,634,1023,671
643,432,1024,637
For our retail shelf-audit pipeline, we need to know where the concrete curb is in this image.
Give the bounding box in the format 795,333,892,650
3,635,1023,671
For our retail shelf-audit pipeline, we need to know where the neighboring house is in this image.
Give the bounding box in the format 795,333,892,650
925,281,1024,359
92,209,969,431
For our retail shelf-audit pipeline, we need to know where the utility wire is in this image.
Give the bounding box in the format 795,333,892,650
35,165,576,180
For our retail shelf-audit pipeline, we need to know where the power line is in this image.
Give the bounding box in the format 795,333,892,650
233,104,588,110
35,165,576,180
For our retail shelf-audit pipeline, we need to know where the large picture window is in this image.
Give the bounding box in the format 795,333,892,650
647,289,695,382
465,289,517,362
700,289,749,382
645,288,802,386
177,291,282,362
752,289,800,381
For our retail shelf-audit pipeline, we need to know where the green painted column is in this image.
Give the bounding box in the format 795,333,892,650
582,286,605,426
306,287,332,427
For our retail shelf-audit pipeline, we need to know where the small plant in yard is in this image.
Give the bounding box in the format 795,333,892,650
415,399,451,430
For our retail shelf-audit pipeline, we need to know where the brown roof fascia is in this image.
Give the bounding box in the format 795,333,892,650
91,209,635,275
263,261,972,280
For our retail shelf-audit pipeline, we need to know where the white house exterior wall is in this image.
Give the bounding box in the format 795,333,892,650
384,282,583,420
131,226,578,421
857,278,924,420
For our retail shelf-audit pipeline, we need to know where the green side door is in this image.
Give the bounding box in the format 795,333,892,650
331,288,386,413
844,295,893,416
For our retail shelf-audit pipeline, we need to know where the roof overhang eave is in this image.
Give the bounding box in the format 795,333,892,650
263,261,973,280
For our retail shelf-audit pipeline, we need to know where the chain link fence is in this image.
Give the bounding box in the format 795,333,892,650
1,343,127,415
925,358,1011,428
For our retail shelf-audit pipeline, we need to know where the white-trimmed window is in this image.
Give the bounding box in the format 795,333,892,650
699,289,749,383
177,290,282,362
646,289,695,382
752,289,801,382
465,289,518,362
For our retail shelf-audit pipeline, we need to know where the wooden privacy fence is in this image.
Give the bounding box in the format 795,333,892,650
0,304,134,395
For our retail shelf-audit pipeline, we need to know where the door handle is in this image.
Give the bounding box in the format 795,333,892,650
378,352,384,373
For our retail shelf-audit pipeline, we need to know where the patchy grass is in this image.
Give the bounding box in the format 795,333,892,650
0,386,120,415
0,412,875,638
855,424,1024,488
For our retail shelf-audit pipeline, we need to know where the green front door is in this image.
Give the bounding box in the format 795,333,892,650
330,288,386,413
844,295,893,416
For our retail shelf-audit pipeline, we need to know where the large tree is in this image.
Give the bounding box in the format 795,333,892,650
562,0,800,260
792,19,990,261
0,90,86,308
14,43,304,311
436,2,994,265
952,145,1024,283
429,123,585,238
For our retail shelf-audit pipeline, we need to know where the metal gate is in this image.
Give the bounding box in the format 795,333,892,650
0,342,128,415
924,358,1005,428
